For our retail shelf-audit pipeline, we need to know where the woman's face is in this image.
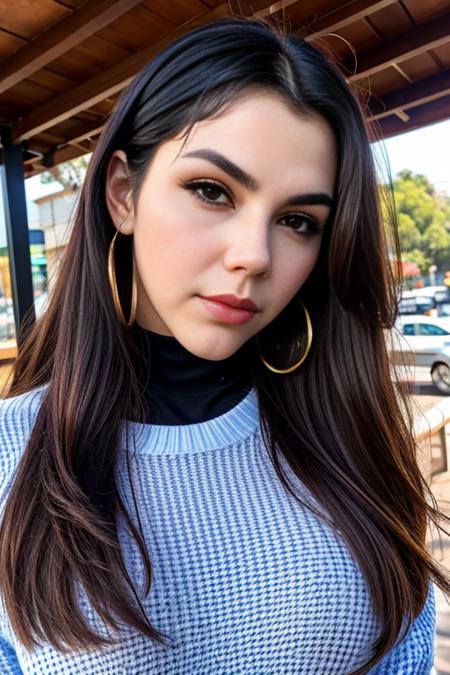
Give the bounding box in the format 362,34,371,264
107,92,336,360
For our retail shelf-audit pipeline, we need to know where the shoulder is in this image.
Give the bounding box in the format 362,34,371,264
0,386,46,433
371,584,436,673
0,386,47,507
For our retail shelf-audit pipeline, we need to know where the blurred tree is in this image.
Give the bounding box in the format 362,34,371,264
422,222,450,268
402,248,431,275
40,155,90,190
389,170,450,275
394,170,446,234
397,212,422,251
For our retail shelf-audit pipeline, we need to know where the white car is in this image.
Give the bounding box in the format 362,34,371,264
399,286,450,318
391,315,450,394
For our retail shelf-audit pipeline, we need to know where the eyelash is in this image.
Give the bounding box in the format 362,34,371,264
183,179,322,236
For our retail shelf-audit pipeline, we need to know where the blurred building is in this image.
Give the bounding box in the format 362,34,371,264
33,188,78,291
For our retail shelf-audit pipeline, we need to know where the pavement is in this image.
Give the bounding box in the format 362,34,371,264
408,371,450,674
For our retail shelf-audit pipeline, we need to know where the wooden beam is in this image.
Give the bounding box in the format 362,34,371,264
303,0,397,41
12,2,232,142
253,0,298,17
253,0,396,33
373,95,450,139
368,70,450,120
0,0,144,95
66,121,105,147
45,141,96,170
33,93,450,166
346,12,450,82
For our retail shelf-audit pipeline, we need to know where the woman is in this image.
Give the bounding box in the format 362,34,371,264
0,17,446,674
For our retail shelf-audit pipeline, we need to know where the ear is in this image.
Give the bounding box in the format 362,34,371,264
105,150,134,235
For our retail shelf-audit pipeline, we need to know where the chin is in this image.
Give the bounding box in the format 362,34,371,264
179,332,247,361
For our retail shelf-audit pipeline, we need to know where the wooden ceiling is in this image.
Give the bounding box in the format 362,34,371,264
1,0,450,176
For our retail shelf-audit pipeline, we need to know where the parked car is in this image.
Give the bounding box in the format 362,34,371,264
399,286,450,317
390,314,450,394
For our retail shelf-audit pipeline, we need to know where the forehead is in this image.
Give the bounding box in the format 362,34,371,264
151,92,337,195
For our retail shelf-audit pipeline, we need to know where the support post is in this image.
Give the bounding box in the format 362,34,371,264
0,126,35,344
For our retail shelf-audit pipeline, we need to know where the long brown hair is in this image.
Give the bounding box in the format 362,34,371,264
1,17,448,673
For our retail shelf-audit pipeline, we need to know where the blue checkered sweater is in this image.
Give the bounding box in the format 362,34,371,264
0,387,436,674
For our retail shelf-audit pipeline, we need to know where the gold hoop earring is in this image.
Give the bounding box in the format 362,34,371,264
257,301,312,374
108,229,137,329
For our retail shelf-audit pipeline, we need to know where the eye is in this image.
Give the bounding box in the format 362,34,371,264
184,180,232,206
278,212,322,236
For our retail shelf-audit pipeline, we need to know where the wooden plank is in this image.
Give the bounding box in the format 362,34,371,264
26,129,65,147
2,79,58,109
300,0,398,41
64,119,105,146
432,43,450,69
141,0,208,27
402,0,450,25
52,142,96,165
0,31,25,60
368,69,450,120
60,0,85,7
47,34,131,82
95,5,174,54
320,20,380,60
374,94,450,138
28,68,75,92
12,1,233,142
253,0,299,18
34,99,119,150
200,0,224,7
396,51,441,84
0,0,143,94
24,140,96,176
367,1,412,39
0,344,17,361
226,0,293,16
0,0,69,40
346,11,450,81
414,395,450,443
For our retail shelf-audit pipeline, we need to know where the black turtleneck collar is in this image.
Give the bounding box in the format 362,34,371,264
136,325,254,426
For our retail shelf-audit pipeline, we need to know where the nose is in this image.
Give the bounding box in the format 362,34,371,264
222,214,272,278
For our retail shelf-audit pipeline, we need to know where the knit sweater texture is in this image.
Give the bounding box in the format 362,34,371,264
0,387,436,674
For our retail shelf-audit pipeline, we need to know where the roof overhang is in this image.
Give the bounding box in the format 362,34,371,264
0,0,449,174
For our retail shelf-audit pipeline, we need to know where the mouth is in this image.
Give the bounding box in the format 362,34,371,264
198,294,260,325
200,294,260,312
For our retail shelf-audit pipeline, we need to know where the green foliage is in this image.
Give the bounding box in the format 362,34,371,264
397,213,421,251
396,169,434,196
389,170,450,274
402,248,431,275
422,221,450,252
394,171,445,233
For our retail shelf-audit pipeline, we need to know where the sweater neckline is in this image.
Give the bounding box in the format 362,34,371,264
134,325,254,425
123,386,260,455
138,326,252,397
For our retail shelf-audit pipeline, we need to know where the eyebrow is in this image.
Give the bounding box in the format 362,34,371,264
182,149,260,191
180,148,334,208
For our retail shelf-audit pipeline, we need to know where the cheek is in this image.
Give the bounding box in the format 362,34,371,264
132,198,176,294
275,240,322,303
135,191,180,245
132,202,216,292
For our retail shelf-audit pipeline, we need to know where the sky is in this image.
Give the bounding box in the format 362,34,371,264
372,118,450,194
0,117,450,249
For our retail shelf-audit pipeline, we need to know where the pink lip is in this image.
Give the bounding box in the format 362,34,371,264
200,294,260,312
198,295,259,325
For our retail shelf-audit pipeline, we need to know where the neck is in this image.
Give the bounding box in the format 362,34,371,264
136,326,254,425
